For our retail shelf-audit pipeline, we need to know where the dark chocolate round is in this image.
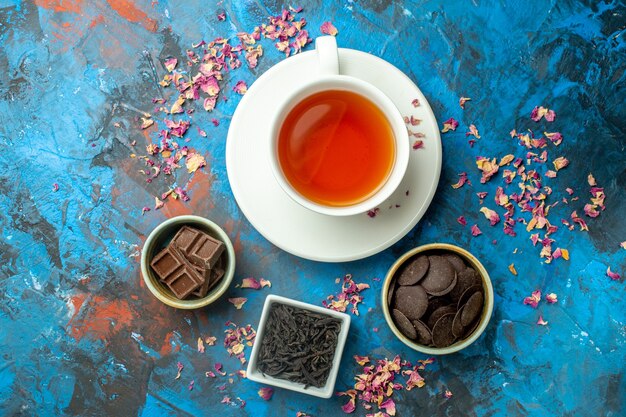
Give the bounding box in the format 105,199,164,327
461,291,484,327
387,277,396,306
397,255,429,286
462,316,481,339
432,313,456,348
412,320,432,345
457,284,483,310
426,304,456,329
443,253,466,274
427,273,457,296
452,306,465,338
421,256,456,295
449,267,480,301
394,285,428,320
392,309,417,340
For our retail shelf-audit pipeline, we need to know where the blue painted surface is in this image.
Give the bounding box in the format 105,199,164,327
0,1,624,416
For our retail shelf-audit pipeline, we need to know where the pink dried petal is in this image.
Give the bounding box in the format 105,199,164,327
354,355,370,366
217,12,226,21
441,118,459,133
260,278,271,288
545,293,557,304
545,170,557,178
141,207,150,215
587,173,597,186
380,398,396,416
214,363,226,376
197,127,207,137
206,371,216,378
258,387,273,400
552,157,569,171
367,208,380,218
164,58,178,72
620,241,626,250
544,132,563,146
459,96,471,109
444,389,453,398
233,80,248,95
476,157,499,183
457,216,467,226
536,316,548,326
412,140,424,150
471,224,482,236
523,290,541,308
205,336,217,346
607,267,621,281
566,187,574,195
480,207,501,226
197,337,205,353
175,362,184,379
188,380,194,391
584,204,600,218
451,172,470,189
240,277,261,289
52,183,59,192
228,297,248,309
466,124,481,139
545,109,556,122
341,396,356,413
203,96,217,111
320,21,338,36
153,197,164,210
411,98,420,107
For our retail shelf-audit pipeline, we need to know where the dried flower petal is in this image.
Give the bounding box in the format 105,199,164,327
141,207,150,215
175,362,184,379
457,216,467,226
380,398,396,416
441,118,459,133
508,264,517,276
523,290,541,308
530,106,556,122
164,58,178,72
444,390,453,398
323,274,369,316
411,98,420,107
466,124,481,139
217,12,226,21
354,355,370,366
258,387,274,400
197,337,205,353
341,396,356,413
545,293,557,304
233,80,248,95
620,241,626,250
553,157,569,171
459,97,471,109
607,267,621,281
52,183,59,192
471,224,482,236
228,297,248,309
320,21,338,36
412,140,424,150
480,207,501,226
141,117,154,129
260,278,272,288
536,316,548,326
188,380,194,391
154,197,164,210
205,336,217,346
186,152,206,173
451,172,470,189
240,277,261,289
544,131,563,146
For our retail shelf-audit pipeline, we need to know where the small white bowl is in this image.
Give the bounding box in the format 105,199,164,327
246,294,351,398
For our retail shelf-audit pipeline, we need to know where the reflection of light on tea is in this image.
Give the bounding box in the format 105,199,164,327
278,90,395,207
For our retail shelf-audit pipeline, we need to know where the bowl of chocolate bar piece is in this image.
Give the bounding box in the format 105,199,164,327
382,243,493,355
141,215,235,309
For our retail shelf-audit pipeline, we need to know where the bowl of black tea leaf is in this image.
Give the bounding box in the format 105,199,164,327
246,294,351,398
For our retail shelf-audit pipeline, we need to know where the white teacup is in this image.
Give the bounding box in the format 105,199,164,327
269,36,409,217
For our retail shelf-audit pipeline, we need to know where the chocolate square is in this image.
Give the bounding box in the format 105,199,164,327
150,247,184,279
189,234,224,269
163,267,204,299
171,226,203,255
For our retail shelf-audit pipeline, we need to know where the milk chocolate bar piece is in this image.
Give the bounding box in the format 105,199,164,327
172,226,224,269
151,246,203,299
189,234,224,269
171,226,203,255
191,258,225,298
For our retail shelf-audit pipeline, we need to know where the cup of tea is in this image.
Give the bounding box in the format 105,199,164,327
268,36,409,217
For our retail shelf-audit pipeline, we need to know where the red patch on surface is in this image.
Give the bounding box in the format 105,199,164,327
67,295,135,341
105,0,158,32
34,0,83,14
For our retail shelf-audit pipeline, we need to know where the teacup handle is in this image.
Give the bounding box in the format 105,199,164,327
316,36,339,75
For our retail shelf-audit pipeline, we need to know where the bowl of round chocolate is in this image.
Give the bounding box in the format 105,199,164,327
382,243,493,354
141,215,235,309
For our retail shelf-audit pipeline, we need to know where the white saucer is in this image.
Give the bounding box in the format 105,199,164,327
226,48,442,262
